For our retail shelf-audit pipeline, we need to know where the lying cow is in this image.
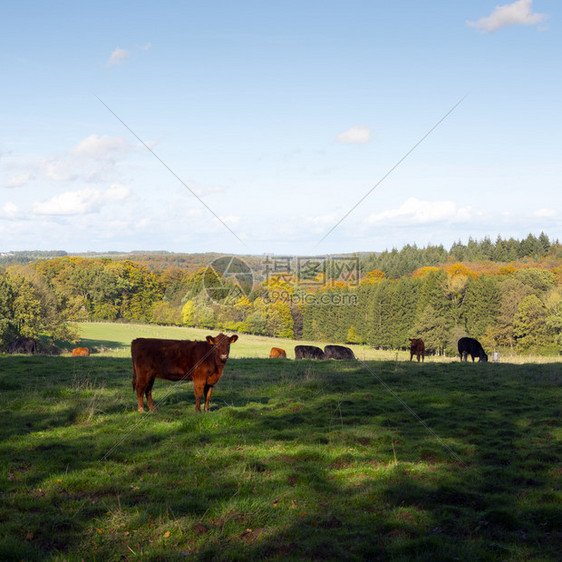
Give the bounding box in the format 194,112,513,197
409,338,425,362
72,347,90,357
295,345,325,360
269,347,287,359
324,345,355,360
131,333,238,413
458,337,488,362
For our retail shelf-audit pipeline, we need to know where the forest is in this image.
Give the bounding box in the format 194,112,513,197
1,233,561,356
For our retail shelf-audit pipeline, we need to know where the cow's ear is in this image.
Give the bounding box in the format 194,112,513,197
206,336,215,345
230,335,238,343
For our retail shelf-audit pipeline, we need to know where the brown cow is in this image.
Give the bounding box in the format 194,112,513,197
131,333,238,413
72,347,90,357
409,338,425,362
269,347,287,358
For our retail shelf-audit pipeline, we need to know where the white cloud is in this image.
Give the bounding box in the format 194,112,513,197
107,47,131,66
5,172,32,188
335,126,372,145
467,0,547,33
192,184,227,197
105,183,131,201
41,134,133,183
310,214,338,225
1,202,18,218
43,159,74,181
70,134,131,161
367,197,474,225
533,208,557,218
32,184,131,216
219,215,240,225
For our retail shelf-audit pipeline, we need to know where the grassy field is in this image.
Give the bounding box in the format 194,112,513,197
0,324,560,560
65,322,398,361
62,321,562,364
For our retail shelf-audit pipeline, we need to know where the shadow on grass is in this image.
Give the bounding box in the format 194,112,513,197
0,356,560,560
76,337,127,352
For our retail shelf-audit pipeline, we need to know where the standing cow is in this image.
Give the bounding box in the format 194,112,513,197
458,337,488,362
294,345,325,360
131,333,238,413
409,338,425,362
324,345,356,360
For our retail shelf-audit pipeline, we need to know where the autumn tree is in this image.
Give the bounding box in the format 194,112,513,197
460,275,501,339
513,295,550,352
414,304,450,355
514,268,555,293
493,278,535,348
545,287,562,350
0,272,16,348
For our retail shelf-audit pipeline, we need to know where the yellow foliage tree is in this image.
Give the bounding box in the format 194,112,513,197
360,270,386,285
411,266,440,279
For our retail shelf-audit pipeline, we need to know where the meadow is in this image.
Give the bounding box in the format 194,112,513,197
0,323,560,560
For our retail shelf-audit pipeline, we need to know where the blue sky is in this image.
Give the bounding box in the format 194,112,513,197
1,0,560,256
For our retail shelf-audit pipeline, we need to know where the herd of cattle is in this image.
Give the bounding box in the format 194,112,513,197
5,335,489,365
129,334,489,413
5,332,489,414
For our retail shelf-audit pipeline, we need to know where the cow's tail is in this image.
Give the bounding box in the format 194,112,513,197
132,364,137,391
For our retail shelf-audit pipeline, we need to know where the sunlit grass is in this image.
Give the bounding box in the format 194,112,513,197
1,338,560,560
70,321,562,364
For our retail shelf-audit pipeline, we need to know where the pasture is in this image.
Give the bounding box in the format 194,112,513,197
0,325,560,560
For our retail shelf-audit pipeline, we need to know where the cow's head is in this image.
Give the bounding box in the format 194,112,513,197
207,333,238,363
479,353,488,362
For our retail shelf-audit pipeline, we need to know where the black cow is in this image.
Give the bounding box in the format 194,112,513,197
8,337,37,355
458,337,488,362
294,345,325,360
324,345,356,360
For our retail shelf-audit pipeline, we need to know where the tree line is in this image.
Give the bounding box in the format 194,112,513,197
1,233,560,355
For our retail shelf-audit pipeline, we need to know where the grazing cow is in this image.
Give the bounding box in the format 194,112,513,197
458,337,488,362
8,337,37,355
71,347,90,357
131,333,238,413
269,347,287,359
294,345,325,360
409,338,425,362
324,345,356,360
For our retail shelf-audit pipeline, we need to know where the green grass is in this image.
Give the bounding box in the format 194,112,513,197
1,325,560,560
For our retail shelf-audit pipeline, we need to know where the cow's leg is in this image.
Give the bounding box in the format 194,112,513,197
417,352,421,363
410,352,413,361
146,378,157,411
203,384,214,412
136,383,146,412
421,351,425,362
193,380,205,413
